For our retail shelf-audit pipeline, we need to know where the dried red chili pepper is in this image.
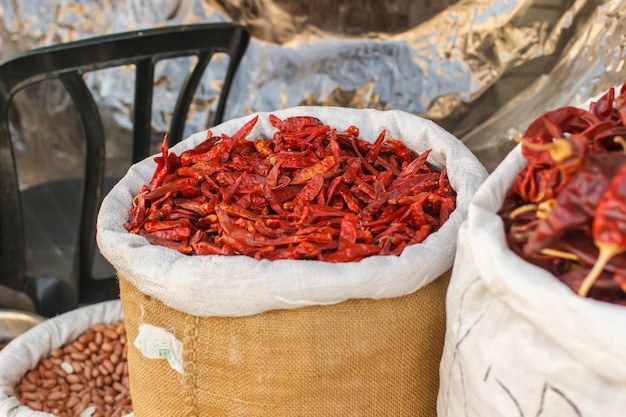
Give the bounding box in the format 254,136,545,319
180,131,217,164
521,106,599,164
126,114,456,262
501,86,626,305
590,86,616,121
523,153,626,256
338,213,359,250
578,164,626,296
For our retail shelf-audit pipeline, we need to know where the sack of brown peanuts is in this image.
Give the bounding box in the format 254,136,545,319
97,106,488,416
0,300,131,417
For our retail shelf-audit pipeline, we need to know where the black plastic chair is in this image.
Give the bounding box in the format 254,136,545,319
0,23,250,316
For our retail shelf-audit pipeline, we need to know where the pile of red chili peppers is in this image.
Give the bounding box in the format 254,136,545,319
124,114,456,262
499,82,626,305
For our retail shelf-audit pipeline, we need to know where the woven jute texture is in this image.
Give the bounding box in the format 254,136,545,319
119,270,450,417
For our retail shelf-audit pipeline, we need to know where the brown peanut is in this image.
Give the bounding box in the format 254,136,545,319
50,349,63,359
27,400,43,411
104,329,118,340
71,360,83,374
48,391,64,401
78,332,94,345
41,358,53,369
21,392,39,401
18,383,37,393
69,383,84,392
13,321,132,416
42,370,57,380
66,374,81,384
100,342,114,353
25,370,39,385
41,379,56,390
65,396,80,409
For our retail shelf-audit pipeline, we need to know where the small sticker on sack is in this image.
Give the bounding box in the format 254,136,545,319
133,323,183,373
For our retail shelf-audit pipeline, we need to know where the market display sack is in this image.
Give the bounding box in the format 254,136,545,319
0,300,127,417
97,106,487,417
438,88,626,416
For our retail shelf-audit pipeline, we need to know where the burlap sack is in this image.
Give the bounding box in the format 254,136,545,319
97,106,487,416
119,271,450,416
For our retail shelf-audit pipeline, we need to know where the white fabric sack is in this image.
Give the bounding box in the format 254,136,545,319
0,300,124,417
438,144,626,417
97,106,487,317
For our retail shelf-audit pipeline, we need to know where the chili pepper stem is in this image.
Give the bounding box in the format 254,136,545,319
614,136,626,152
132,192,147,207
509,203,538,219
536,199,554,219
540,248,579,261
509,199,554,219
519,138,573,163
578,242,624,297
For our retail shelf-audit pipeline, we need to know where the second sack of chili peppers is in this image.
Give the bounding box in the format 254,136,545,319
438,85,626,417
97,106,487,417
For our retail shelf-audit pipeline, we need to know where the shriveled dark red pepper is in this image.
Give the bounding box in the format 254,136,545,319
578,164,626,296
501,84,626,304
523,153,626,255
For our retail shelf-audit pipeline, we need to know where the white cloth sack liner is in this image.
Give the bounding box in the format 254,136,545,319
0,300,124,417
97,106,487,317
438,143,626,417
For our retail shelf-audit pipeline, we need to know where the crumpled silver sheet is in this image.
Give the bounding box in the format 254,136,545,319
463,0,626,171
0,0,622,187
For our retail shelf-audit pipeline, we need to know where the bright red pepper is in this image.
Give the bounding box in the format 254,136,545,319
578,164,626,296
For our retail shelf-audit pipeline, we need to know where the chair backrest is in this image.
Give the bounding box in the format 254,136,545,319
0,23,250,312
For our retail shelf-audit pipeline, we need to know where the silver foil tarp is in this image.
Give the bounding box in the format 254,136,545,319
0,0,625,187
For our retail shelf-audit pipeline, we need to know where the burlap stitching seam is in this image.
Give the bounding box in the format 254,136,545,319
183,314,200,417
